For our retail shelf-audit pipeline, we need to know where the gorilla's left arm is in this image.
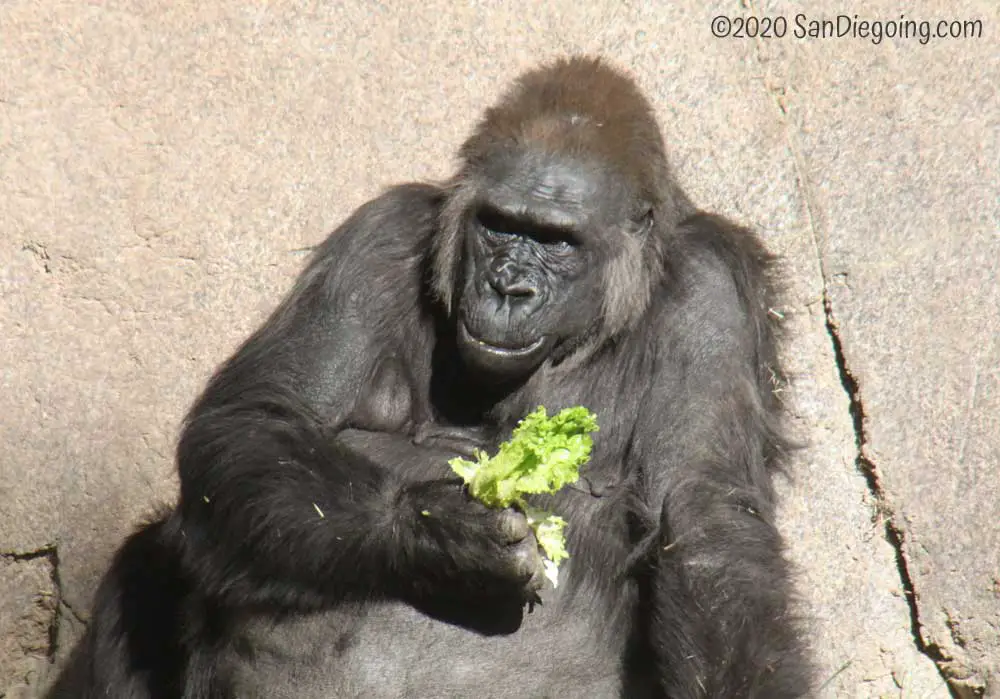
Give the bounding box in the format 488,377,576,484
632,214,811,699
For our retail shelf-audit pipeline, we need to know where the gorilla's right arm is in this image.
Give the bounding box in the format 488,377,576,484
46,427,538,699
176,185,538,610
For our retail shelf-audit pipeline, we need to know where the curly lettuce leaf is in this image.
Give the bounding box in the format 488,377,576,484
525,506,569,587
449,406,598,587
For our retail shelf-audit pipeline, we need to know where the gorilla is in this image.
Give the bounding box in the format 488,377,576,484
49,56,812,698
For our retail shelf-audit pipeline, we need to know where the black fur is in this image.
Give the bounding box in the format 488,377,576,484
49,57,812,698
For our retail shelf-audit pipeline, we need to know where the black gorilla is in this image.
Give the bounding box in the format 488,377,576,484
49,56,812,698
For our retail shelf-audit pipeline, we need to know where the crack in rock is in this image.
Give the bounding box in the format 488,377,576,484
822,295,980,698
743,24,978,690
46,546,63,666
1,546,62,664
0,547,55,562
20,241,52,274
743,26,982,693
1,545,61,693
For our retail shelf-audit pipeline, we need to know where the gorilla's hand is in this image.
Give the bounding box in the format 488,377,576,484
397,479,545,603
412,422,492,459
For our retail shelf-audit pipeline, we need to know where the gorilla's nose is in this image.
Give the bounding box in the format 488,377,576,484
489,261,538,299
491,275,537,298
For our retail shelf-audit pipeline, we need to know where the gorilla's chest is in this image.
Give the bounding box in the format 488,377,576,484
223,579,645,699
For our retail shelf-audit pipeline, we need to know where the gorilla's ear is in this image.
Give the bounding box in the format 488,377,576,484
632,206,655,234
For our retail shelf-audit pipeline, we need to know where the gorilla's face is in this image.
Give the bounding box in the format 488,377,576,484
454,151,649,381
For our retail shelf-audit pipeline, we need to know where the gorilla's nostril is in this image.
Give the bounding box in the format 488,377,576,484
494,279,536,298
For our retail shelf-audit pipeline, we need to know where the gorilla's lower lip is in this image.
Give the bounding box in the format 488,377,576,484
459,323,545,358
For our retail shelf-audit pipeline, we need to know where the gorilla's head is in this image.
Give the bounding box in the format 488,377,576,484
431,57,690,381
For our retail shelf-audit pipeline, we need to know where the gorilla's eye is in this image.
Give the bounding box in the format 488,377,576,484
476,208,578,251
475,211,519,242
536,235,574,253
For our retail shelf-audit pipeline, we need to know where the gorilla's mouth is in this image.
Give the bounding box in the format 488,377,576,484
457,322,550,379
459,322,545,357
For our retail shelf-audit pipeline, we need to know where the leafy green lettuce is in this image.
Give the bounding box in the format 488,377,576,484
449,406,599,588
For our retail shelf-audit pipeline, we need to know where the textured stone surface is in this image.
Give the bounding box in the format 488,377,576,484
1,1,996,696
773,234,951,697
0,556,56,696
761,0,1000,693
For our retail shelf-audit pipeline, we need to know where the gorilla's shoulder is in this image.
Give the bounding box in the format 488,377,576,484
312,182,446,261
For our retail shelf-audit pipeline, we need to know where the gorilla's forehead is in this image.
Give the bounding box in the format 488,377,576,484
479,151,628,229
